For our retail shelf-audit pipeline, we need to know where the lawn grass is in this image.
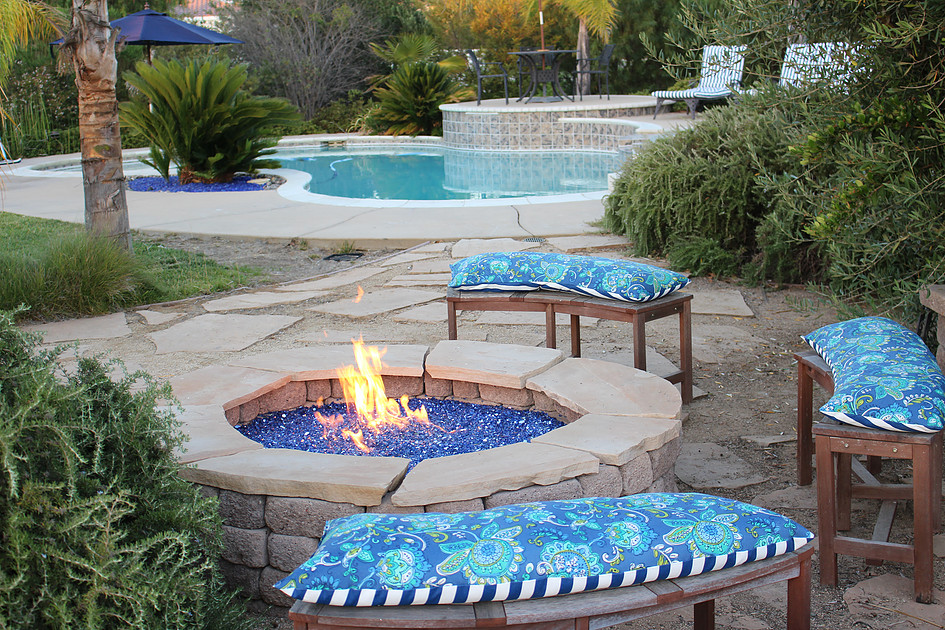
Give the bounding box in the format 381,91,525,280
0,212,265,319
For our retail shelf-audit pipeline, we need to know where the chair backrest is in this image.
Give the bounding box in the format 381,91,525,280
465,49,482,75
696,45,747,91
597,43,616,68
780,42,851,88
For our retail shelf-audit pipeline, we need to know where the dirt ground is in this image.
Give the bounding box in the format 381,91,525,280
137,234,942,630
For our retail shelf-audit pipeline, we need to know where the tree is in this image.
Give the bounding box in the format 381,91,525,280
0,0,63,121
59,0,131,249
552,0,618,95
224,0,385,119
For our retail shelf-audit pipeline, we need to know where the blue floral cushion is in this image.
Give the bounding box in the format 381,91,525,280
803,317,945,433
275,492,813,606
449,252,690,303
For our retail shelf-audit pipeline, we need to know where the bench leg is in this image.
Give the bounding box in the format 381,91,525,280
796,362,814,486
816,433,839,586
570,314,581,357
837,453,852,531
787,551,812,630
633,317,647,373
679,301,693,405
545,305,557,349
913,442,935,603
448,302,458,340
693,599,715,630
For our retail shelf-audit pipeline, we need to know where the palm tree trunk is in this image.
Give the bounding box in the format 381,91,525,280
69,0,131,249
576,19,590,96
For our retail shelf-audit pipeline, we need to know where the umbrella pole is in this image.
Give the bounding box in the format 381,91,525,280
146,44,152,65
539,0,545,51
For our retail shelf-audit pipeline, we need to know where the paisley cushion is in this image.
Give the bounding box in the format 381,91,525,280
275,492,813,606
803,317,945,433
448,252,690,303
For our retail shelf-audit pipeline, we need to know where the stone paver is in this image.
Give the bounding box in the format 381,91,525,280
685,288,754,317
686,324,768,364
675,442,768,489
546,234,628,253
410,242,451,254
169,365,287,406
228,344,429,378
742,434,796,447
532,414,681,466
392,303,448,323
180,449,410,506
472,311,600,327
23,311,130,342
385,273,452,287
308,288,440,317
148,313,301,353
451,238,540,259
378,252,439,267
526,358,681,419
295,327,417,344
202,290,326,312
273,267,385,292
137,309,184,326
581,346,708,399
425,340,563,388
391,442,600,506
406,259,453,274
845,574,945,629
175,405,263,464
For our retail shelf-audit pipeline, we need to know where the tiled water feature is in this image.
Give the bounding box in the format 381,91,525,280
176,340,682,611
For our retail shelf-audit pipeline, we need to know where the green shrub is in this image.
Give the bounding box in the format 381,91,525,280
119,59,300,183
604,104,805,279
0,309,254,629
666,235,741,279
367,61,473,136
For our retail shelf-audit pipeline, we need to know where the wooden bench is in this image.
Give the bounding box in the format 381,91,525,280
447,288,693,404
288,546,813,630
795,350,944,602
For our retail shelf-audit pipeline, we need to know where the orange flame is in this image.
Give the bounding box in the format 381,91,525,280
313,338,432,452
353,285,364,303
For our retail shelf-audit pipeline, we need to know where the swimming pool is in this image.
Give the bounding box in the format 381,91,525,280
273,145,622,201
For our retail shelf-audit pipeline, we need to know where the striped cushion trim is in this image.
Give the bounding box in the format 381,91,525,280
287,537,810,606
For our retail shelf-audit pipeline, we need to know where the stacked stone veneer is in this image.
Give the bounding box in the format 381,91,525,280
173,340,683,613
441,102,655,151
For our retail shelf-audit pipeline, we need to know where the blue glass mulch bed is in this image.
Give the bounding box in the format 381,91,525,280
235,398,565,470
127,175,265,192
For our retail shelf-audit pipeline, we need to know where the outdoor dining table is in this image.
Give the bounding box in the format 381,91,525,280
509,49,577,103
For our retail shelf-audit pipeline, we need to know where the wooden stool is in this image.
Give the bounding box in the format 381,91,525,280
814,421,943,602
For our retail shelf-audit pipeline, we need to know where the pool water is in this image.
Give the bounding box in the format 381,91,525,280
274,146,622,200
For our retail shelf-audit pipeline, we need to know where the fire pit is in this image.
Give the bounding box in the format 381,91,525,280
174,340,683,609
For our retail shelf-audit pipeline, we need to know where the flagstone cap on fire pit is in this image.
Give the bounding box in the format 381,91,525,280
425,340,564,388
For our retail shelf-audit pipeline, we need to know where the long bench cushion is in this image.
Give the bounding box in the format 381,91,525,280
448,252,690,303
803,316,945,433
275,492,813,607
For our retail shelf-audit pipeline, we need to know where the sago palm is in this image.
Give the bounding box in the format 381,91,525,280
370,61,474,136
120,59,299,183
0,0,63,120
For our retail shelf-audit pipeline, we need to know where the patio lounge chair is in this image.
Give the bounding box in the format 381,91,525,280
739,43,851,96
466,49,509,106
651,44,747,118
573,43,615,100
0,137,21,165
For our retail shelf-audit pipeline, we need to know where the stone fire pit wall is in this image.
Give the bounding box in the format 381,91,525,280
174,341,683,613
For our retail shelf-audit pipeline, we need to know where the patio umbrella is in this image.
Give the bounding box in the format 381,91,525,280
52,9,242,64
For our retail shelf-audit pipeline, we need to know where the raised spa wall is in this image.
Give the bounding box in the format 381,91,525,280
173,340,683,612
440,98,658,152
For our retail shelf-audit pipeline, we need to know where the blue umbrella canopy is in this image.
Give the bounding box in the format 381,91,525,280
53,9,241,62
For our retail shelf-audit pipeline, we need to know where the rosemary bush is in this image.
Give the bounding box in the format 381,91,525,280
0,310,254,629
604,104,802,279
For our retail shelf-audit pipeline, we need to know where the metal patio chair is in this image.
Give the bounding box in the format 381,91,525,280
466,49,509,105
573,43,615,100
